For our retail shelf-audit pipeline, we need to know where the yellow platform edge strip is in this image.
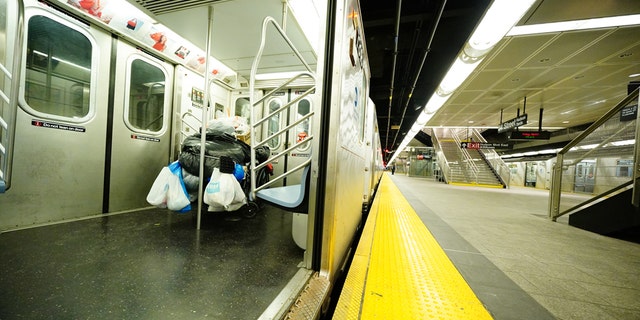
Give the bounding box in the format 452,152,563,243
332,181,382,319
334,173,493,319
449,182,504,189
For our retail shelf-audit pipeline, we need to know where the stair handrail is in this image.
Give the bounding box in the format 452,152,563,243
249,16,316,200
451,129,479,183
470,128,510,188
431,129,452,183
549,88,639,220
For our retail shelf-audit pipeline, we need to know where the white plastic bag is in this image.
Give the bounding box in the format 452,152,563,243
166,173,191,211
146,162,191,212
146,167,172,207
204,167,246,211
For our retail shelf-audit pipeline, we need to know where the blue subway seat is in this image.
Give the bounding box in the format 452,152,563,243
256,165,310,213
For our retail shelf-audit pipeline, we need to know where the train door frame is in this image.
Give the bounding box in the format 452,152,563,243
574,159,597,193
525,162,537,187
0,4,112,227
107,40,174,213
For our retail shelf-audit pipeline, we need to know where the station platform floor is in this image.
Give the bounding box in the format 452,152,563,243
334,173,640,320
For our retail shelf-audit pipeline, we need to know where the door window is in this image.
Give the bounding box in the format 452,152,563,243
574,160,596,193
24,15,94,121
267,98,282,149
125,58,167,133
296,98,311,151
235,97,251,121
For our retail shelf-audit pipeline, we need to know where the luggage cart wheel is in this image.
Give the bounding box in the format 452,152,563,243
243,201,260,219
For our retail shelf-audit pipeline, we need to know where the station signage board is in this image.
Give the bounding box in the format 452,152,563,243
620,104,637,122
509,131,551,140
498,114,528,133
460,142,510,149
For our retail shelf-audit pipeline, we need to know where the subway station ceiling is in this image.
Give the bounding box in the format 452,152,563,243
361,0,640,157
360,0,492,152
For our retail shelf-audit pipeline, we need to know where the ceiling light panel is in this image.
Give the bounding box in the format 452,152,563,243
563,26,640,65
483,35,554,69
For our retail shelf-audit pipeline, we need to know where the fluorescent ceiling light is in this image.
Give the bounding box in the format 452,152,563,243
571,144,598,151
415,112,431,126
288,0,321,52
610,139,635,147
388,0,536,163
538,148,560,155
438,57,483,95
424,92,451,114
468,0,537,53
33,50,91,72
508,14,640,36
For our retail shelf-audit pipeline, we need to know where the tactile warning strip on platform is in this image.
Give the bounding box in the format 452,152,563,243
333,174,493,319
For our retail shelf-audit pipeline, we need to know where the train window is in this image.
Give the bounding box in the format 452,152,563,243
235,97,251,121
296,98,311,151
267,98,282,149
126,58,167,132
616,159,633,177
24,15,93,120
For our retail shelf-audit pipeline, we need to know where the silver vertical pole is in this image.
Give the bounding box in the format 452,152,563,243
197,6,215,230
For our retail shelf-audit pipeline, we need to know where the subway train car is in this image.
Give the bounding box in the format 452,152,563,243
0,0,383,318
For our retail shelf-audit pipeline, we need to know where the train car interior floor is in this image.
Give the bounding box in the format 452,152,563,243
0,206,303,319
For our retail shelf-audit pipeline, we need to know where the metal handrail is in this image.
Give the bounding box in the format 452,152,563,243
471,128,510,187
248,16,316,200
431,130,452,183
558,89,639,155
549,88,640,220
561,180,633,216
451,129,479,183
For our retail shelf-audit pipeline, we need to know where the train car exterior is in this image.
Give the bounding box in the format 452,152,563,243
1,0,383,317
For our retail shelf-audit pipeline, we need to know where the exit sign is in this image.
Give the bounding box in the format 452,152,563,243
509,131,551,140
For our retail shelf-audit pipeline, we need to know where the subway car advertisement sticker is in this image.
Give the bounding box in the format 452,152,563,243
31,120,86,133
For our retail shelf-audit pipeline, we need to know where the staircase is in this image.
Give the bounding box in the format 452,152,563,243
440,141,466,182
439,141,503,187
466,149,504,186
432,127,508,188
